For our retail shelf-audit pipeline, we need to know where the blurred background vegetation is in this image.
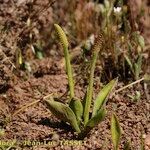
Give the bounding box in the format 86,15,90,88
0,0,149,83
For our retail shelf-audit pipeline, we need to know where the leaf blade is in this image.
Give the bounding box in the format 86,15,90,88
137,34,145,49
82,108,107,136
86,108,107,129
45,99,81,133
69,98,83,125
92,78,118,117
134,54,142,80
83,33,104,125
111,113,121,150
124,55,133,72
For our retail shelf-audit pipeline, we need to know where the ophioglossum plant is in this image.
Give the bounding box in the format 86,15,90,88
45,24,118,136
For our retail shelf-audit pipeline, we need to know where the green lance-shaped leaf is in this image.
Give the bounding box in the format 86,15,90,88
54,24,74,99
92,78,118,117
79,108,106,138
45,99,81,133
83,33,104,125
69,97,83,125
134,54,142,80
111,113,121,150
124,55,133,73
134,64,139,80
137,34,145,49
86,108,107,129
81,108,106,138
136,54,142,69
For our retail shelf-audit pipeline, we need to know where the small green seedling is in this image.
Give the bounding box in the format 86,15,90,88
124,54,142,80
124,32,145,80
111,113,145,150
127,91,141,102
111,113,121,150
32,41,44,60
45,24,117,136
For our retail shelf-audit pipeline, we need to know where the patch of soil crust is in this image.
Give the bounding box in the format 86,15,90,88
30,58,64,78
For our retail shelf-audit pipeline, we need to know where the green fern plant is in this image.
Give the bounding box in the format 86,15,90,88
45,24,118,136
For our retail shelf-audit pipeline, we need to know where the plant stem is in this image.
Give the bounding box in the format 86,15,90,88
64,47,75,99
83,33,104,125
84,50,99,125
54,24,75,100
